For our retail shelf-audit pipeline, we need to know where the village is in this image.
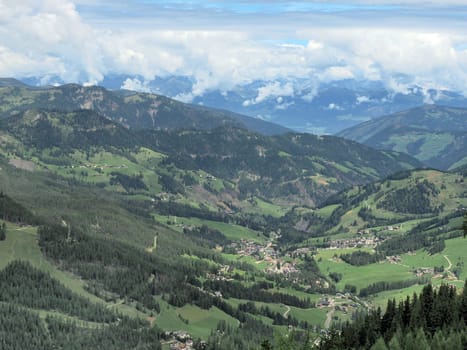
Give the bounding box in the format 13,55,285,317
223,238,301,277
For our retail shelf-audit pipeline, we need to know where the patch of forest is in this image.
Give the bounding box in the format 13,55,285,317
0,303,162,350
0,261,117,322
377,180,442,214
320,282,467,350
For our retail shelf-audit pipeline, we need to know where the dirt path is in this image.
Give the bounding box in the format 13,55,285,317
324,308,334,329
107,299,124,308
443,255,459,281
324,299,335,329
283,305,291,318
444,255,452,270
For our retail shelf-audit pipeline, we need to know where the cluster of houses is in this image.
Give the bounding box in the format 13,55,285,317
386,255,402,264
228,239,278,260
264,261,299,276
206,264,234,282
329,236,382,249
73,163,128,170
414,267,434,277
286,247,314,259
164,331,205,350
227,239,303,279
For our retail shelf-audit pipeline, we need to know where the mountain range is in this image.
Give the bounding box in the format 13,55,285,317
0,78,289,136
337,105,467,170
25,74,466,135
0,104,420,209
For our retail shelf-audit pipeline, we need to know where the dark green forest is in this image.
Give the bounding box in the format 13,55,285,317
318,282,467,350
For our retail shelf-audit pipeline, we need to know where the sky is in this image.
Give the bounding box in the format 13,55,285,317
1,0,466,100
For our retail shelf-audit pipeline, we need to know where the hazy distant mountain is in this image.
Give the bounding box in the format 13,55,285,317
19,75,467,134
0,78,289,136
95,75,467,134
337,105,467,170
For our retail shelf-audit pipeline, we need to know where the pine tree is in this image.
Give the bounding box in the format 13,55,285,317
401,296,411,329
420,284,434,331
444,331,463,350
462,212,467,238
461,280,467,325
0,222,6,241
387,329,403,350
370,337,388,350
414,328,431,350
381,299,396,340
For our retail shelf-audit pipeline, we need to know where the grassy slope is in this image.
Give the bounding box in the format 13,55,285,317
0,222,147,319
337,105,467,170
315,248,413,291
155,298,239,339
315,169,466,238
154,214,266,243
316,236,467,310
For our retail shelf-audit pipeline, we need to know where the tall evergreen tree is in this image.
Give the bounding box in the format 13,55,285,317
461,280,467,325
0,222,6,241
401,296,411,329
420,284,434,332
462,212,467,238
370,337,388,350
387,329,403,350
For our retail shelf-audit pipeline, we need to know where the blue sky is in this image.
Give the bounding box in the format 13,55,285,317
1,0,466,100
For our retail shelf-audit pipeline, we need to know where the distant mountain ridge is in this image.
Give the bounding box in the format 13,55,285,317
18,75,467,134
0,78,290,136
337,105,467,170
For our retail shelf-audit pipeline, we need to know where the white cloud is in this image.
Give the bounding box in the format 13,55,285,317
319,66,355,82
243,81,295,106
275,101,295,110
121,78,151,92
326,103,343,111
356,95,371,104
1,0,467,101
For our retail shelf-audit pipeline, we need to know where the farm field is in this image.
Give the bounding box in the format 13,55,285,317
315,248,414,292
155,298,239,340
154,214,266,243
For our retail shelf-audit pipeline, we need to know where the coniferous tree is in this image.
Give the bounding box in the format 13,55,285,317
420,284,434,331
387,329,403,350
0,222,6,241
318,282,467,350
370,337,388,350
401,296,411,329
463,213,467,238
461,280,467,325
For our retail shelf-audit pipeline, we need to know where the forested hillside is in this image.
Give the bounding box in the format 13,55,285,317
337,105,467,170
0,82,465,350
0,104,420,209
319,282,467,350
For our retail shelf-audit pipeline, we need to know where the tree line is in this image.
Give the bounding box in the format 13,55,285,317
319,282,467,349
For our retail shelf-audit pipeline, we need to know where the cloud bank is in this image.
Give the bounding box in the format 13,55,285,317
0,0,466,101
